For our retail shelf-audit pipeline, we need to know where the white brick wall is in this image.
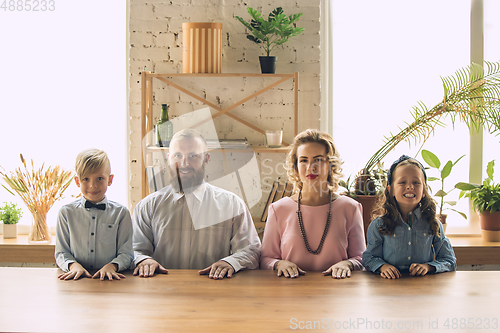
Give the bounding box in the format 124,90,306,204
128,0,321,213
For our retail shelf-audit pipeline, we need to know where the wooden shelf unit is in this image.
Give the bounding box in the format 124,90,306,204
145,145,291,154
140,72,299,198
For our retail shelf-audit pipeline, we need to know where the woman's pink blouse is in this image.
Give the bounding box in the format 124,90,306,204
260,196,366,271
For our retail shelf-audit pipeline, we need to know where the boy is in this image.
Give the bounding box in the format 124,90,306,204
55,149,133,281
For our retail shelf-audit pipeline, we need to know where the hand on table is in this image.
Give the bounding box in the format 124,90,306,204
58,262,92,280
133,258,169,278
379,264,401,279
275,260,306,278
199,261,235,279
92,263,125,281
323,260,353,279
409,263,435,276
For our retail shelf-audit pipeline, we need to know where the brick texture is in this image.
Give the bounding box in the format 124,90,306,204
128,0,321,215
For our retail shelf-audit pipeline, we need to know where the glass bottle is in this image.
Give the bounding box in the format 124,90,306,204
156,104,173,147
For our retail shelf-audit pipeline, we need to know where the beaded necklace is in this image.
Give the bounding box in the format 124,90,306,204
296,190,331,255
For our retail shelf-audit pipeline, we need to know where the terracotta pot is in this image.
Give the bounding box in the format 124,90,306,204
2,224,17,239
437,214,447,234
354,195,378,240
480,211,500,242
437,214,447,224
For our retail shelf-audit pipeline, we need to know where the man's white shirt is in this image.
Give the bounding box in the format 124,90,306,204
132,182,261,271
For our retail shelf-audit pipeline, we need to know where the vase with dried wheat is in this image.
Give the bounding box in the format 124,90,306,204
0,154,73,244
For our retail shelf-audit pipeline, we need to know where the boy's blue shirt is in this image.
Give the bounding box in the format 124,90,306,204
362,207,457,274
55,196,134,272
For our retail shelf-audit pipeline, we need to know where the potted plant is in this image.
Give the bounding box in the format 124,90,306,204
0,154,73,244
339,163,386,237
236,7,304,73
349,62,500,208
0,202,22,239
456,160,500,241
421,149,467,233
340,62,500,232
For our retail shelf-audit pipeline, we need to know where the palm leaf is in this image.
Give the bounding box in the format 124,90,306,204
363,61,500,174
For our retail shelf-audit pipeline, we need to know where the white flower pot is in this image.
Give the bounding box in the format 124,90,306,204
2,224,17,239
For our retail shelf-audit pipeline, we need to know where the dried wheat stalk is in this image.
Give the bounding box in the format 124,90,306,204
0,154,73,241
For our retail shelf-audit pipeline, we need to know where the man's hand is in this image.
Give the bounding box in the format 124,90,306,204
323,260,353,279
92,263,125,281
275,260,306,278
409,263,435,276
379,264,401,279
198,261,235,279
133,258,169,278
58,262,92,280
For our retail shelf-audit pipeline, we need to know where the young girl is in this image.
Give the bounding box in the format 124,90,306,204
260,129,366,279
362,155,456,279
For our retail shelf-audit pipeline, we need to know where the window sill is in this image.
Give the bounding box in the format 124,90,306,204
1,233,499,265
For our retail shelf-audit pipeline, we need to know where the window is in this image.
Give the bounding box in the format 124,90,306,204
325,0,499,233
484,0,500,175
0,1,126,230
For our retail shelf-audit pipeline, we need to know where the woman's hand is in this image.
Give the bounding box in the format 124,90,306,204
323,260,353,279
275,260,306,278
379,264,401,279
409,263,435,276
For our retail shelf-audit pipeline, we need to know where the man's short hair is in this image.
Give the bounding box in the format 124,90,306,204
171,128,208,151
75,149,111,179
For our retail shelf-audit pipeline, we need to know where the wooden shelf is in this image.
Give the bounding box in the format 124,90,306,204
140,72,299,198
0,235,56,264
448,235,500,265
147,73,296,78
145,144,291,154
2,234,499,266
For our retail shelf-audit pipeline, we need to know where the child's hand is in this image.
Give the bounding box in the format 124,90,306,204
58,262,92,280
379,264,401,279
409,263,435,276
92,263,125,281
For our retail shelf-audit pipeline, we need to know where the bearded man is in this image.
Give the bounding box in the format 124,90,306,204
132,129,261,279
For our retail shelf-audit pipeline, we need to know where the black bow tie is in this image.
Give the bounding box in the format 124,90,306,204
85,201,106,210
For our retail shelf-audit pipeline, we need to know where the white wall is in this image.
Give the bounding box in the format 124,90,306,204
127,0,322,215
0,1,127,230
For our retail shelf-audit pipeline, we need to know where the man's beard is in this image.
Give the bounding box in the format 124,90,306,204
168,164,206,194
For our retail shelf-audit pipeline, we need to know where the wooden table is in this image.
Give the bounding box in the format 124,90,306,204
0,268,499,332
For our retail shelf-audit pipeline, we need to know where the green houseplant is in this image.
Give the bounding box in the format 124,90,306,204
339,163,386,237
356,61,500,194
0,202,23,238
345,61,500,231
456,160,500,241
421,149,467,232
236,7,304,73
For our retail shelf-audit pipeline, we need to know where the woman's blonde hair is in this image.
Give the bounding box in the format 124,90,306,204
75,149,111,179
285,129,343,193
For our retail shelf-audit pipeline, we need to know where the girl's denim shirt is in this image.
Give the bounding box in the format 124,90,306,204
362,207,457,273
